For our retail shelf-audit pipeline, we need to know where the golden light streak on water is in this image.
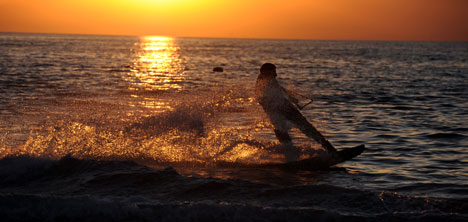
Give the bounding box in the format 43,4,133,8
123,36,186,112
132,36,184,91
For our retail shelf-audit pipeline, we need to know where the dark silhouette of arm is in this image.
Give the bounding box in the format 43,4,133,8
281,87,313,110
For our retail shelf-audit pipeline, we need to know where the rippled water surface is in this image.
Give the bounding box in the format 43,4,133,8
0,33,467,221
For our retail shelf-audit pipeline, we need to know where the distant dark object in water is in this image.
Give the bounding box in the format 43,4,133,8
213,67,224,72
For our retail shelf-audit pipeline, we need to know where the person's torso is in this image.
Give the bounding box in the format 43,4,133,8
255,75,289,111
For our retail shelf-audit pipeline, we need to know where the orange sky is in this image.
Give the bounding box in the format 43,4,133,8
1,0,467,41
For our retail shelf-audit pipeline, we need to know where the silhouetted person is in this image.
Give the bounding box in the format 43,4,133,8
255,63,337,154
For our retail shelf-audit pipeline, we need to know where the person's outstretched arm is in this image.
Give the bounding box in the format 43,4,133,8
281,86,300,106
281,87,314,110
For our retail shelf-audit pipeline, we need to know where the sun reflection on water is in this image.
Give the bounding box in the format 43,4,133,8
124,36,186,112
128,36,185,91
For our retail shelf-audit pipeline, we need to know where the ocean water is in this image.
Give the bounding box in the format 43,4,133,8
0,33,467,221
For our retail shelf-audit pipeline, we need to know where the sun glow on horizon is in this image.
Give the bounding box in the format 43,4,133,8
0,0,467,41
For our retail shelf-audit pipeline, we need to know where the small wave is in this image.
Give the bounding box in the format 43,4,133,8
427,133,466,140
391,105,414,111
0,155,150,186
392,183,468,200
32,63,55,67
374,134,399,139
435,158,464,164
452,127,468,133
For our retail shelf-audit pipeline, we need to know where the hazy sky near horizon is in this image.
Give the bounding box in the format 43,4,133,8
1,0,467,41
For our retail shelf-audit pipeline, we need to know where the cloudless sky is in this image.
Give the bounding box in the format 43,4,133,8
1,0,467,41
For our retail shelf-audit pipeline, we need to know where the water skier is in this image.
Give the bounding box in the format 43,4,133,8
255,63,337,156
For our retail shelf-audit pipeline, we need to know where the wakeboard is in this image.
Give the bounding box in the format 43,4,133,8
263,144,366,171
158,144,366,172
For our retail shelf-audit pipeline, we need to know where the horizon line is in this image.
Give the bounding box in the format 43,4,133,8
1,31,467,44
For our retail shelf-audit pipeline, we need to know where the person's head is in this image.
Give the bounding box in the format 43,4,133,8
260,63,277,77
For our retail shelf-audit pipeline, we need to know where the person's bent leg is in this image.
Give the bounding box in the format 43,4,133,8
274,129,292,145
299,122,336,153
287,109,337,153
273,129,300,161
